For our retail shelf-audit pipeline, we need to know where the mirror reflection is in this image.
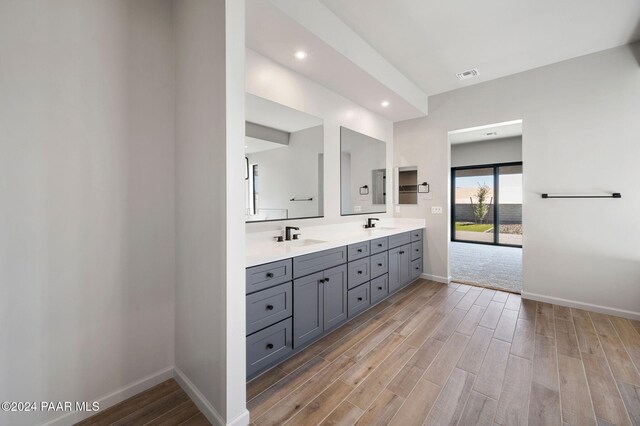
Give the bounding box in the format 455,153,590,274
245,94,324,222
340,127,387,215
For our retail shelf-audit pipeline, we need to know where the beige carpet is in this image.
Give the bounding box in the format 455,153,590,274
450,241,522,293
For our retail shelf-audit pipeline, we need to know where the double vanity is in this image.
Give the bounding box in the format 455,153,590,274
245,220,425,378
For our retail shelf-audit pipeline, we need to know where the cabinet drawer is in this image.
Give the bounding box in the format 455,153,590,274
411,258,423,281
348,283,370,317
247,318,293,377
246,282,292,335
294,247,347,278
410,228,423,242
370,251,388,279
370,274,389,305
246,259,292,294
388,232,411,249
347,258,370,289
348,241,371,261
370,237,388,255
411,241,423,261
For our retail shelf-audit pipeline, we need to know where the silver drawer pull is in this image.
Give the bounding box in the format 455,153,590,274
266,343,274,350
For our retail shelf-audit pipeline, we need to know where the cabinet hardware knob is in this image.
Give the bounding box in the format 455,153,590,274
357,297,363,301
377,263,383,267
378,244,382,247
266,304,274,311
378,286,383,290
325,277,330,282
319,278,325,283
266,272,274,278
357,249,363,252
266,343,274,350
357,271,363,274
399,251,405,254
415,267,419,270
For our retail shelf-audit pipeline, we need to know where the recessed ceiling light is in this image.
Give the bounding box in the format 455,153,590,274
294,50,307,60
381,100,390,107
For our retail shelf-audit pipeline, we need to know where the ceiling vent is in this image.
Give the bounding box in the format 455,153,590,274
456,68,480,80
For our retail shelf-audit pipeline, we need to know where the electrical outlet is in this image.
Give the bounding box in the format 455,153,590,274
431,206,443,214
353,205,362,213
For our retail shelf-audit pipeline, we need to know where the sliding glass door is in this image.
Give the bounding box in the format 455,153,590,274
451,162,522,247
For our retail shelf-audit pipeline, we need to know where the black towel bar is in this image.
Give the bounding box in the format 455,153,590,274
541,193,621,199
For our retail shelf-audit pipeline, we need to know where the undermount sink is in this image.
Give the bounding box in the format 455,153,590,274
283,239,326,247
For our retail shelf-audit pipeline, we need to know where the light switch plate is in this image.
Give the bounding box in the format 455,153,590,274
431,206,443,214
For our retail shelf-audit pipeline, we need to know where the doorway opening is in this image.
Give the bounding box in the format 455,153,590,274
448,120,523,293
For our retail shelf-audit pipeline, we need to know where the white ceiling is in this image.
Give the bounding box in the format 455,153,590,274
319,0,640,96
246,0,427,121
246,93,323,132
449,120,522,144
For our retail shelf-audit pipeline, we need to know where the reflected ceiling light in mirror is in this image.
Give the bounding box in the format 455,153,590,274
381,100,390,107
294,50,307,60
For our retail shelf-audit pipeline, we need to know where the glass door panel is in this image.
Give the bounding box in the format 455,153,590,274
453,167,495,243
497,165,523,245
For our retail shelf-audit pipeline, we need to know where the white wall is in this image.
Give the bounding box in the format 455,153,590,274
174,0,248,425
451,136,522,168
245,49,394,233
395,42,640,318
0,1,176,425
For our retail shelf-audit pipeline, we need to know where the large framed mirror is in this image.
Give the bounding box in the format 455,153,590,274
245,94,324,222
340,127,387,215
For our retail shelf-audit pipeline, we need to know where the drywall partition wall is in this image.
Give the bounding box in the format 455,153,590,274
451,137,522,168
174,0,248,425
245,49,394,232
0,1,176,425
394,42,640,318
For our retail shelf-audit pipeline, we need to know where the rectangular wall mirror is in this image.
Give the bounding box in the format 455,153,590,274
340,127,387,215
245,94,324,222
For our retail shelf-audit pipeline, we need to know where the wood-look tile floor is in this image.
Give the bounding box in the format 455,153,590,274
77,379,210,426
247,279,640,426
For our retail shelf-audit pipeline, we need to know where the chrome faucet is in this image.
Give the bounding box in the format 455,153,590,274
364,218,380,229
285,226,300,241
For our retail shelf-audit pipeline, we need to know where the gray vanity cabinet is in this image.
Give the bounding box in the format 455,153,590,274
246,228,424,379
293,264,348,348
388,244,412,293
292,271,324,347
323,265,348,330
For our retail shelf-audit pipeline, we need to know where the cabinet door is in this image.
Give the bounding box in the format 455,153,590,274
399,243,412,286
322,265,348,331
293,272,324,348
388,247,402,293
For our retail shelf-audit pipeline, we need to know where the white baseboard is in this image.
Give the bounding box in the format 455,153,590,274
41,366,174,426
421,273,451,284
174,367,251,426
522,291,640,321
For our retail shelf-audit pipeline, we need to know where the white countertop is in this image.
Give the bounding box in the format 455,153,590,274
246,218,426,267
